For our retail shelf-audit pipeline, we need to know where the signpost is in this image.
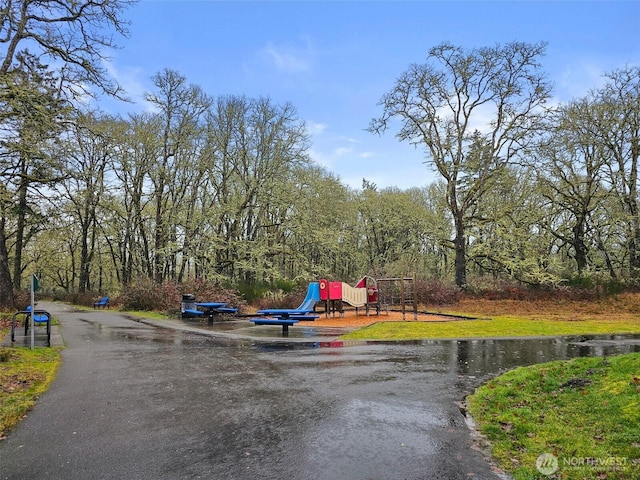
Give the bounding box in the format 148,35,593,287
30,274,38,350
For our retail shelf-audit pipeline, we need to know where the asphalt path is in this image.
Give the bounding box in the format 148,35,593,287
1,303,514,480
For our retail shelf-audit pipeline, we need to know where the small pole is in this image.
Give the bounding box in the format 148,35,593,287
30,274,36,350
412,273,418,321
400,277,405,320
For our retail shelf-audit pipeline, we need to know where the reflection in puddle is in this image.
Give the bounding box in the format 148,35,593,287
92,315,640,379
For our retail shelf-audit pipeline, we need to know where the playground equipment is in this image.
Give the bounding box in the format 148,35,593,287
297,282,320,310
297,275,417,320
316,275,417,320
249,284,321,335
376,276,418,320
318,276,379,317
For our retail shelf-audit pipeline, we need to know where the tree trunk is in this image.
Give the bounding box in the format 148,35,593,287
0,218,15,308
12,173,28,289
454,212,467,288
79,233,91,292
573,219,588,274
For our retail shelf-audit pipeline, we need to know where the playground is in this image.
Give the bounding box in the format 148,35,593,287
303,308,465,328
176,275,470,338
270,276,468,328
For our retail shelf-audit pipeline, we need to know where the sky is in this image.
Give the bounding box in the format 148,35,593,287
96,0,640,190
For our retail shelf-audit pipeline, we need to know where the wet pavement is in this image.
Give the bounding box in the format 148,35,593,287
1,302,639,480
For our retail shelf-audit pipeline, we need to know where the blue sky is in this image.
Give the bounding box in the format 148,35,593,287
98,0,640,190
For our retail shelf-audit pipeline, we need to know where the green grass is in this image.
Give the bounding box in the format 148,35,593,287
0,346,61,439
122,310,172,320
467,353,640,479
339,316,640,341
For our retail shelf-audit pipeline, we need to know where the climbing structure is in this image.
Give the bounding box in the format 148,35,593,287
376,275,418,320
315,275,419,319
319,276,379,317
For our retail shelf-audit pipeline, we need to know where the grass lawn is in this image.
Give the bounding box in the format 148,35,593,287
340,292,640,341
339,316,640,340
0,346,61,439
467,353,640,480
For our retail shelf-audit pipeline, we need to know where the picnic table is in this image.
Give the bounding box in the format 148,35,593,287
195,302,238,323
256,308,316,319
251,308,319,336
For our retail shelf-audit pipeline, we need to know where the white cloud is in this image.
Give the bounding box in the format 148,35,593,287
101,59,155,113
334,146,353,156
260,41,312,74
306,120,328,135
554,59,614,102
308,148,332,169
306,119,434,190
308,145,353,169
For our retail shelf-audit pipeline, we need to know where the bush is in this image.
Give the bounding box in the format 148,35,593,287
119,278,179,312
119,277,246,314
179,277,246,313
236,282,269,304
62,291,106,308
0,348,11,362
414,278,461,306
237,279,296,304
12,290,31,310
460,273,637,303
254,285,308,310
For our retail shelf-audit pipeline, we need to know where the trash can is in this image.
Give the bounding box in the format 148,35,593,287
181,294,196,318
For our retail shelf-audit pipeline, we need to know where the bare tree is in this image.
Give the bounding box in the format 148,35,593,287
0,0,134,306
0,0,134,98
144,69,212,283
536,99,608,275
369,42,551,287
597,67,640,277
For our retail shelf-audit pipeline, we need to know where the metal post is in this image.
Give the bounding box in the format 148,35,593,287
30,274,35,350
412,273,418,320
400,277,405,320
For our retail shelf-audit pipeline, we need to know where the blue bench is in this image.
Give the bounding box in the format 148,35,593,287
182,308,204,317
216,307,239,314
11,307,51,346
250,318,299,336
290,315,318,321
93,296,109,309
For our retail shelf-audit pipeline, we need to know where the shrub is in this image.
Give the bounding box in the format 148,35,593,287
0,348,11,362
254,285,307,310
236,282,268,304
63,291,105,308
236,279,296,304
12,290,31,310
119,277,246,314
0,313,10,332
119,277,181,312
414,278,461,306
179,277,246,313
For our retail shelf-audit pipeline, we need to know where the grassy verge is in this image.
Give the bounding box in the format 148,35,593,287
466,353,640,479
339,316,640,341
121,310,172,320
0,346,61,439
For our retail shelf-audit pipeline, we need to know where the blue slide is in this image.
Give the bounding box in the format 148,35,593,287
297,282,320,311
